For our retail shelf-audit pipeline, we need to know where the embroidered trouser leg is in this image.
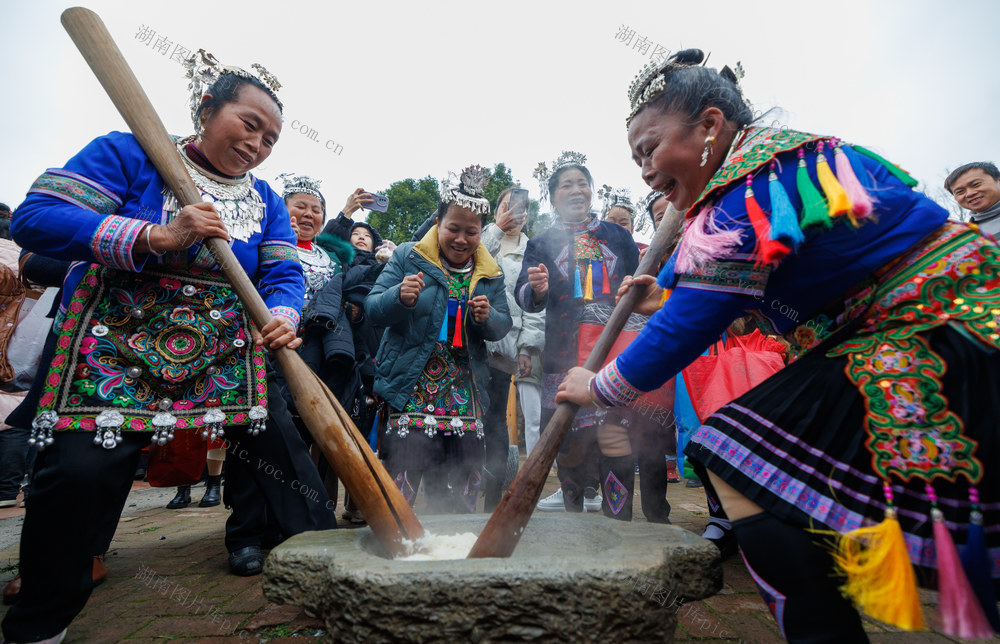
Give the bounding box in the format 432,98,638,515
599,454,635,521
224,377,337,553
2,432,144,642
553,419,598,512
445,433,485,514
732,513,868,644
596,422,634,520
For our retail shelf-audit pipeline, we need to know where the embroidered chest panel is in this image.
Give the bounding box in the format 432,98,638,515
38,265,267,434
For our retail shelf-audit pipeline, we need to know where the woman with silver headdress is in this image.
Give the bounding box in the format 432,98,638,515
516,154,642,520
2,51,337,642
366,165,512,514
558,49,1000,641
278,173,355,312
601,187,648,251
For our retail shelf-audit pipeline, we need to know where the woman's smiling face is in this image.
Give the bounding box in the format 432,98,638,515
437,204,482,265
627,105,722,211
198,84,282,176
551,168,592,222
286,193,323,242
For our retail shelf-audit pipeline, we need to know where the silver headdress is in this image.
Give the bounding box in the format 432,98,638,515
183,49,283,130
441,165,491,215
639,190,664,214
533,151,588,202
625,49,744,128
277,173,324,201
599,186,634,217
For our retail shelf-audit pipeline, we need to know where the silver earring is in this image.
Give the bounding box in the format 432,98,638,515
700,135,716,167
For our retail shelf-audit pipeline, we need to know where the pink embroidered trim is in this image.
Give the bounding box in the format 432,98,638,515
91,216,147,271
592,358,641,407
269,306,300,330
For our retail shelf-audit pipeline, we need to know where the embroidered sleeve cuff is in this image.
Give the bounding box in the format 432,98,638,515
592,359,643,407
259,240,301,266
29,169,122,214
270,306,300,329
91,216,148,271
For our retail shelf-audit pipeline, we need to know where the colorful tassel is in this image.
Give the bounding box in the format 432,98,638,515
584,262,594,300
853,145,919,187
796,148,832,229
815,141,852,219
573,263,583,298
438,302,451,342
830,483,925,631
452,301,463,348
960,488,1000,633
833,143,874,221
767,161,805,249
674,204,744,274
745,174,791,266
927,484,994,639
369,407,380,452
506,376,518,443
659,288,672,308
596,260,609,295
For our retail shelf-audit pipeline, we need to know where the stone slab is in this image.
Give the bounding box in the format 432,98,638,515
263,514,722,643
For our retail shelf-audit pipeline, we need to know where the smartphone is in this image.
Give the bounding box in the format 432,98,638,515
508,188,529,217
366,194,389,213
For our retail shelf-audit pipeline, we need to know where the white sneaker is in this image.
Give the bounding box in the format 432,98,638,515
536,489,566,512
583,487,602,512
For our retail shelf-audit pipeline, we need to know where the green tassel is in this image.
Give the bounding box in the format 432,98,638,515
796,148,832,229
852,145,918,187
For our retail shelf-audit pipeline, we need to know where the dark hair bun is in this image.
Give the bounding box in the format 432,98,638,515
670,49,705,66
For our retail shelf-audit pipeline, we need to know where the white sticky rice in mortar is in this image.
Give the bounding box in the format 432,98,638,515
396,532,479,561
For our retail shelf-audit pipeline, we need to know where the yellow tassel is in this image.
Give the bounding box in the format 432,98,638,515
584,262,594,300
659,288,672,308
832,512,926,631
816,144,852,218
506,376,518,446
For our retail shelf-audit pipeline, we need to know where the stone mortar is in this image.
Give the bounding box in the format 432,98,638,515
263,514,722,643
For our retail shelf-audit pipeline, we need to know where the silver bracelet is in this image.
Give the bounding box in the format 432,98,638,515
144,224,165,257
587,375,606,408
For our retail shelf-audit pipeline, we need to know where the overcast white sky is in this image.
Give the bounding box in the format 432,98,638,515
2,0,998,232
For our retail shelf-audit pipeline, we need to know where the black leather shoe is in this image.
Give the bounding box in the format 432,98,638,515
228,546,263,576
166,486,191,509
198,483,221,507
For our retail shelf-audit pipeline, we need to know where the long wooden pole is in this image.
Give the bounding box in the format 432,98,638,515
60,7,423,555
468,206,684,558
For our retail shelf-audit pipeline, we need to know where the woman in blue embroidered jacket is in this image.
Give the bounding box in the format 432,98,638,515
516,153,642,519
558,50,1000,641
367,165,512,514
1,54,337,643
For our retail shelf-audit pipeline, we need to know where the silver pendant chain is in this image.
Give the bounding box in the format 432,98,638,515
160,142,265,243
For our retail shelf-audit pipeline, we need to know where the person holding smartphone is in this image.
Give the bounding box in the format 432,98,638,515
320,188,396,268
480,188,545,510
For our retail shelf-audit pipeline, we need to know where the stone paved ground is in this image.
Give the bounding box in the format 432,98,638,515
0,466,989,643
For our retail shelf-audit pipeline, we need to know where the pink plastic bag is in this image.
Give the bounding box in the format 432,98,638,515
681,330,786,423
